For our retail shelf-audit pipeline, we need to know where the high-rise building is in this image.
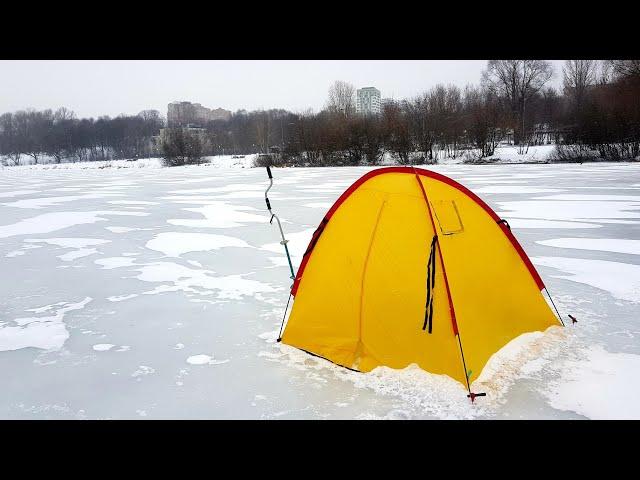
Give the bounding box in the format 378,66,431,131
167,101,231,127
356,87,381,115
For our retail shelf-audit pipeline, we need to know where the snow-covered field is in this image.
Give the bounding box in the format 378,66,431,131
1,162,639,419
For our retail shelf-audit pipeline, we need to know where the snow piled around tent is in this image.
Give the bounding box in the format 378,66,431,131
258,324,569,419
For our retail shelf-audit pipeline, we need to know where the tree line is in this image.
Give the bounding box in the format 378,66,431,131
0,108,164,165
2,60,639,167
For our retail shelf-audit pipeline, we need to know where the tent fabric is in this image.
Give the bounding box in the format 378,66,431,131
281,167,561,386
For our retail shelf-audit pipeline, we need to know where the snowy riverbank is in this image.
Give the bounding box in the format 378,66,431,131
5,145,633,172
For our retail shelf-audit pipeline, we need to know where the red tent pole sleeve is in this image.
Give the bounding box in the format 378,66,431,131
412,168,459,336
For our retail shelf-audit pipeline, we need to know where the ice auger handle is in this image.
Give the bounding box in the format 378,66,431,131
264,165,296,282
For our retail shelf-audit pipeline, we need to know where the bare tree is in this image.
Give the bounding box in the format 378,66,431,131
326,80,355,116
607,60,640,80
482,60,554,146
0,113,21,165
254,110,271,154
563,60,598,107
382,102,412,164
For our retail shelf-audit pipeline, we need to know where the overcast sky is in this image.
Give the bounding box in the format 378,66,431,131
0,60,566,119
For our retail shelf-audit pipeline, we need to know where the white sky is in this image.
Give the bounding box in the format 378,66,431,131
0,60,566,119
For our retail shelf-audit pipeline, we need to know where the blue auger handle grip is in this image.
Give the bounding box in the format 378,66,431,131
266,166,272,179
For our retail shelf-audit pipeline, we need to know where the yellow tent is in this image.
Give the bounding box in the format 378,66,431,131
280,167,562,399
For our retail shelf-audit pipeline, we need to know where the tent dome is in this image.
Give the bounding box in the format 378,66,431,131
281,167,562,391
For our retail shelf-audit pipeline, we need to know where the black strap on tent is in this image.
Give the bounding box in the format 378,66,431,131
497,219,511,230
422,235,438,334
303,217,329,258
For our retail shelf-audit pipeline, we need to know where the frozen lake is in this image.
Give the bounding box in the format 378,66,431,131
1,162,639,419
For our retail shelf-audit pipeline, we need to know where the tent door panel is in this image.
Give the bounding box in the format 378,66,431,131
433,199,464,235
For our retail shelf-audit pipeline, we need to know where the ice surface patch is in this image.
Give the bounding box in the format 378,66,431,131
132,366,155,377
95,257,137,269
4,193,123,209
170,183,265,195
498,200,640,221
303,202,333,209
508,219,601,229
58,249,98,261
105,226,145,233
473,186,562,194
186,354,230,365
21,237,109,261
146,232,251,257
168,202,266,229
209,191,267,199
5,244,42,257
0,211,148,238
93,344,115,351
0,189,38,198
107,294,138,302
537,238,640,256
535,194,640,201
544,345,640,419
0,212,108,238
134,262,277,300
25,237,109,249
107,200,158,205
532,256,640,303
0,297,92,351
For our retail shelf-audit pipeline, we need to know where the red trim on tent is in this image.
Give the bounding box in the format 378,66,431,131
412,168,459,336
291,167,546,296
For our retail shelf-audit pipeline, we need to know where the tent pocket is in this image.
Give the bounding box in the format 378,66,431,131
433,200,464,235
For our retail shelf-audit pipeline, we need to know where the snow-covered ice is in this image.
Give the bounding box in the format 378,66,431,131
537,238,640,256
544,345,640,419
1,161,639,419
145,232,251,257
532,257,640,303
186,354,230,365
